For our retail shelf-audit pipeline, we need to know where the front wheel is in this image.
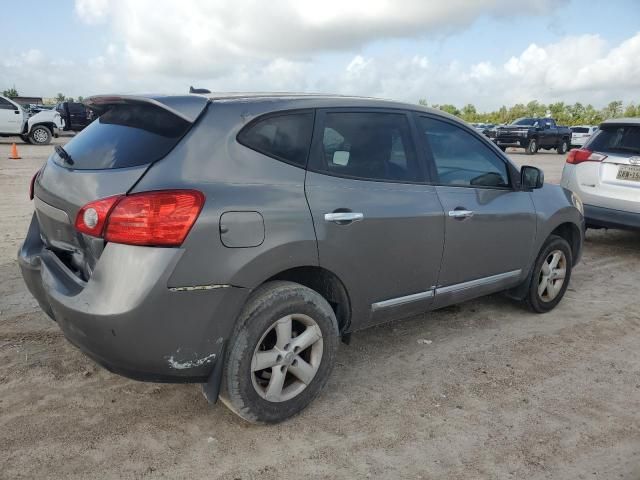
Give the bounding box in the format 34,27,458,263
557,139,569,154
29,125,52,145
524,235,572,313
220,281,339,423
525,138,538,155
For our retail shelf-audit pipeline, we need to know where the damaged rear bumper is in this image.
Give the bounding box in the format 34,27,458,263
18,213,249,383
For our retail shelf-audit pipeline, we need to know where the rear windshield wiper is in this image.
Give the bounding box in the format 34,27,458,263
54,145,74,166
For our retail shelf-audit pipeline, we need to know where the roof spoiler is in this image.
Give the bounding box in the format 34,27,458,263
84,94,209,123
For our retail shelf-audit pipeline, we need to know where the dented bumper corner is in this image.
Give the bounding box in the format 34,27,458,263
18,214,250,383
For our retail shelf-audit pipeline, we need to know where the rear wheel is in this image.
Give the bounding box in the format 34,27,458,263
29,125,52,145
524,235,572,313
525,138,538,155
557,139,569,154
220,281,339,423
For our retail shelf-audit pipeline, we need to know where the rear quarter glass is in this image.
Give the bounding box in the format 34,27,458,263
55,104,191,170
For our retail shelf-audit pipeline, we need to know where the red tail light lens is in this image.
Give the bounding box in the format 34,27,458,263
105,190,204,246
75,196,121,236
75,190,204,246
566,148,607,164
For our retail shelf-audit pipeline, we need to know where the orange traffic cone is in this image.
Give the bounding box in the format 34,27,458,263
9,143,21,160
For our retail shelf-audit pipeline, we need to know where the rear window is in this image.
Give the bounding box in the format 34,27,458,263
55,103,191,170
571,127,589,133
587,125,640,154
237,112,313,167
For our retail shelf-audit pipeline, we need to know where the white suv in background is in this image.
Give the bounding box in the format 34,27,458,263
561,118,640,231
570,125,598,148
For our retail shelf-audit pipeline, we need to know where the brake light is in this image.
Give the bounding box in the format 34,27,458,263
74,190,205,247
566,148,607,165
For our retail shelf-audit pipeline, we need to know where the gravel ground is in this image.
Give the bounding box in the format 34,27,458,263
0,138,639,479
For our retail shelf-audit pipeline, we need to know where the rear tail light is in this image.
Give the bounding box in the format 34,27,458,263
566,148,607,165
74,190,205,247
75,196,121,237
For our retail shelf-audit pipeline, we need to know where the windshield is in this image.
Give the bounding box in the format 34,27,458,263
512,118,537,126
587,125,640,154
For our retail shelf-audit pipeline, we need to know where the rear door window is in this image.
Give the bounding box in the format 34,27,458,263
237,111,314,167
587,125,640,155
312,111,421,183
56,103,191,170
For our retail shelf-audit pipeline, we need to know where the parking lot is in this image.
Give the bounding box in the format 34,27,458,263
0,137,639,479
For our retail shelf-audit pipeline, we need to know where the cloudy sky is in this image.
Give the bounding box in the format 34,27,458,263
2,0,640,110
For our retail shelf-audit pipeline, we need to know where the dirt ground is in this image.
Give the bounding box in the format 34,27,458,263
0,138,639,480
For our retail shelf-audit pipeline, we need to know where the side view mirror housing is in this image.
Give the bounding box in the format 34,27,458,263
521,165,544,190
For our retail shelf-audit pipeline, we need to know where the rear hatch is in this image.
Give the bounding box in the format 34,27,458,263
587,122,640,209
33,94,209,281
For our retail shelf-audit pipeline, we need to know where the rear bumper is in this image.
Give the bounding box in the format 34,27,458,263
18,213,249,382
584,204,640,231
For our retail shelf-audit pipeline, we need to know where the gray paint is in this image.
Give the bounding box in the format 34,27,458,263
18,92,584,384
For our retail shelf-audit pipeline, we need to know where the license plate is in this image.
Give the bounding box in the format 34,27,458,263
617,165,640,182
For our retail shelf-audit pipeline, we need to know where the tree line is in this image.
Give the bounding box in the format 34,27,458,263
2,86,83,103
418,99,639,126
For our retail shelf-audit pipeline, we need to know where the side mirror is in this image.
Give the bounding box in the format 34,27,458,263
13,109,20,114
521,166,544,190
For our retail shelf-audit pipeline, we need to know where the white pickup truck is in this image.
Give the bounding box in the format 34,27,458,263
0,95,64,144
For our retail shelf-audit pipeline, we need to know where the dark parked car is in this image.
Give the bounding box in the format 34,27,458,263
494,117,572,155
55,101,94,131
19,93,584,423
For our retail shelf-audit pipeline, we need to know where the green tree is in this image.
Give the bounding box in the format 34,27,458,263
461,103,477,122
55,93,66,102
2,86,18,97
623,103,637,117
603,100,623,119
77,96,84,103
66,97,75,102
418,98,429,107
438,104,461,116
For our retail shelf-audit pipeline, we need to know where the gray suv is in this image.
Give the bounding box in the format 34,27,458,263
19,93,584,423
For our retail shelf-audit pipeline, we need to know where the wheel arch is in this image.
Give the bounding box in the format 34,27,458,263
264,266,352,334
29,122,55,133
549,222,581,263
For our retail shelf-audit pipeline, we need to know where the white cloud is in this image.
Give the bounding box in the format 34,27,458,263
75,0,110,24
2,1,639,111
72,0,566,77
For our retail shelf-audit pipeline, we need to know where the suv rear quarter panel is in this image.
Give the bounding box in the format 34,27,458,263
132,100,319,290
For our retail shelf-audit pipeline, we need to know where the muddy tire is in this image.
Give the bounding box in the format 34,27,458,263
220,281,339,424
524,235,572,313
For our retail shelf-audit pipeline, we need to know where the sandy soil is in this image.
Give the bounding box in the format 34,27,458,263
0,138,639,479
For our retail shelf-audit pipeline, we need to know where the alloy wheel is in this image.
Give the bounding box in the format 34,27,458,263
251,313,323,402
32,128,48,143
538,249,567,302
